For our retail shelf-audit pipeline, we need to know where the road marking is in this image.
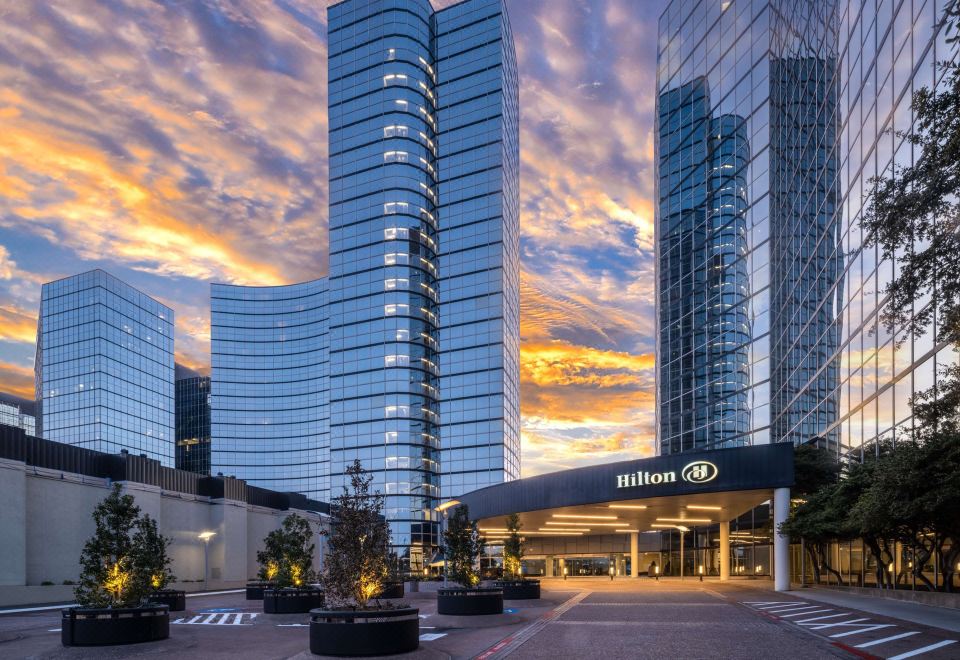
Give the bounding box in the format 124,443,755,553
854,632,921,649
277,623,309,627
805,617,871,630
766,605,824,614
173,612,257,626
755,602,807,610
48,628,61,632
780,609,833,618
420,633,446,641
829,624,895,639
887,640,958,659
475,590,591,660
795,613,852,624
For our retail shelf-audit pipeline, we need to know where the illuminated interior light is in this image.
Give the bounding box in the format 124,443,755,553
552,514,619,520
544,521,627,527
608,504,648,509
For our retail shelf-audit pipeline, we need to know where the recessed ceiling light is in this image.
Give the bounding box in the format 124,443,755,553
686,505,722,511
608,504,648,509
656,517,711,523
552,514,619,520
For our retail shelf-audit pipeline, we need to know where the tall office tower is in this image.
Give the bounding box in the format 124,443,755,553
657,78,752,455
0,400,36,436
210,280,330,501
175,368,211,475
435,0,520,498
656,0,950,461
35,270,174,464
326,0,518,569
328,0,442,572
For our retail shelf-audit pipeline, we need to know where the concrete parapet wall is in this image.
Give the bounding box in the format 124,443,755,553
0,458,327,607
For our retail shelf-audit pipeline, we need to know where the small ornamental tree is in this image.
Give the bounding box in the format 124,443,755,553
320,460,391,608
75,483,172,608
132,514,175,593
257,513,317,589
502,513,524,580
444,504,484,588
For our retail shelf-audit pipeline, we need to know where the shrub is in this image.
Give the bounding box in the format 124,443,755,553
320,460,391,608
256,513,317,589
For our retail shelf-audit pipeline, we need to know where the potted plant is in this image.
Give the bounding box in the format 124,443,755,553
138,516,184,611
494,513,540,599
260,514,324,613
374,553,404,599
309,460,419,656
437,505,503,615
246,559,278,600
62,484,170,646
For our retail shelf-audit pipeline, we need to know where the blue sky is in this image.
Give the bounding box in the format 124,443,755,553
0,0,663,475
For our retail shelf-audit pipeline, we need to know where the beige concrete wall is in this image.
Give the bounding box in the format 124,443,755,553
0,458,328,606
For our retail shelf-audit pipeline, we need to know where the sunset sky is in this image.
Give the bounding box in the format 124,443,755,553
0,0,661,476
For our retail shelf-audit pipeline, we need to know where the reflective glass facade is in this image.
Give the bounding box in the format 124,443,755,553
435,0,520,497
327,0,518,568
328,0,442,571
0,401,36,436
36,270,174,464
210,280,330,500
656,0,951,460
175,375,211,475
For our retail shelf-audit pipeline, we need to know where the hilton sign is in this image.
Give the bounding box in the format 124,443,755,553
616,460,719,489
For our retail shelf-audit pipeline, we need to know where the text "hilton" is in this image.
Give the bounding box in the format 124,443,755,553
616,470,676,488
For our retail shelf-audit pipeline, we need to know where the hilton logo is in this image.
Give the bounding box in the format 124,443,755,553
616,460,719,489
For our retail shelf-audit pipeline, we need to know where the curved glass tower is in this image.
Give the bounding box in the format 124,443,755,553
210,280,330,501
328,0,442,571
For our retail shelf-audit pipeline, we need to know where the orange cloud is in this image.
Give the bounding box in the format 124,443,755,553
0,361,35,398
0,304,36,343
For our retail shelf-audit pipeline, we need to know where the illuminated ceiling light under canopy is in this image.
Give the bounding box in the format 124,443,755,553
552,514,619,520
655,517,712,523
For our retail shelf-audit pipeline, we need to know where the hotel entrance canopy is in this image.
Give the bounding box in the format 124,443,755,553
448,444,795,589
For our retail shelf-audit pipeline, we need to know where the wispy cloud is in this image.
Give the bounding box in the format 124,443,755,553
0,0,661,474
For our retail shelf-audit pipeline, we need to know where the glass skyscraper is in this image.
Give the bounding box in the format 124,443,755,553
210,280,330,501
435,0,520,498
326,0,518,570
35,270,174,464
656,0,951,462
175,372,211,475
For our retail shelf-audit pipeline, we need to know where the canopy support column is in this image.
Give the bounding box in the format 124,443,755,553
719,520,730,581
774,487,790,591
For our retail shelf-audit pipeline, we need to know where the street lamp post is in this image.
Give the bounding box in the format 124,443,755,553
198,531,216,591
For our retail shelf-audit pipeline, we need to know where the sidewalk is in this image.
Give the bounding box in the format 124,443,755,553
787,587,960,634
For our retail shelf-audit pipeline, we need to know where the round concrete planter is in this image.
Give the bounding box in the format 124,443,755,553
147,589,186,611
374,581,404,599
246,581,275,600
61,605,169,646
309,607,419,656
263,588,324,614
494,579,540,600
437,587,503,615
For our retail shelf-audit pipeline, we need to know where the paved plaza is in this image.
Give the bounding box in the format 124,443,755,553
0,580,956,659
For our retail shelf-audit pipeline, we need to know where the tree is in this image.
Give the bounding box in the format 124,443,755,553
861,26,960,433
793,442,842,497
320,460,391,608
780,482,851,585
257,513,317,590
443,504,484,588
132,514,175,593
75,484,171,608
502,513,524,580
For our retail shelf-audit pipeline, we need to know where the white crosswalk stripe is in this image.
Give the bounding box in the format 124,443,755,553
173,612,258,626
746,599,959,659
